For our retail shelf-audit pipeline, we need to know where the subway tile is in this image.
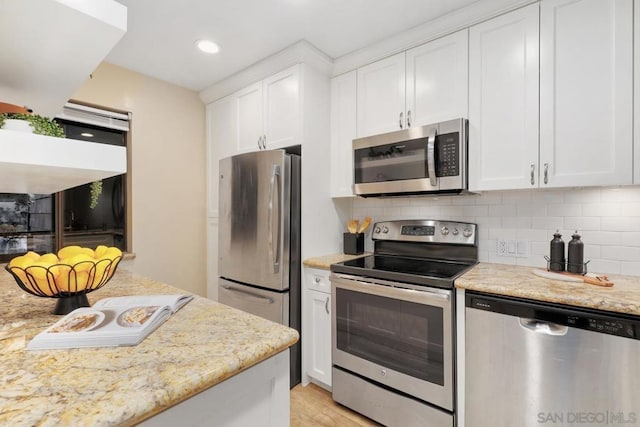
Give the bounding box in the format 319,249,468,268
600,186,640,202
579,230,621,245
532,217,564,230
531,241,549,256
587,259,621,275
532,190,564,204
601,246,640,262
564,217,601,231
488,228,518,240
517,229,549,241
601,217,640,232
490,204,516,217
501,190,533,204
620,232,640,247
474,192,503,205
516,203,547,217
546,203,582,217
581,203,621,217
583,245,601,260
620,262,640,276
463,205,489,217
475,217,502,228
564,188,601,204
488,252,517,264
502,216,532,229
620,202,640,216
516,257,542,268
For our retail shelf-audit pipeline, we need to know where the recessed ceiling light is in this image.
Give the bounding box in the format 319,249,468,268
196,39,220,54
81,132,94,137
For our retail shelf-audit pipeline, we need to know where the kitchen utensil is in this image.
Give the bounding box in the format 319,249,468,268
358,216,372,233
533,269,614,287
0,102,30,115
347,219,359,234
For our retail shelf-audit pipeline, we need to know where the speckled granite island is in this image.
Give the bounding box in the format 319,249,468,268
0,269,299,426
455,262,640,315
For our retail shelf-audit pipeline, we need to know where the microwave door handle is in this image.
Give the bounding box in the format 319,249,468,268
427,127,438,187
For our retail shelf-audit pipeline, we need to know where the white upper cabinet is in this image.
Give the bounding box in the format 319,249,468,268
470,0,633,191
330,71,357,198
234,65,301,154
406,30,468,128
540,0,632,188
469,4,540,191
0,0,126,118
206,96,238,217
263,66,302,150
356,53,406,137
635,0,640,185
356,30,469,138
236,82,264,154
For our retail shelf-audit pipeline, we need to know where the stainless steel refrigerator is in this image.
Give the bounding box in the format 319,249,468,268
218,149,301,387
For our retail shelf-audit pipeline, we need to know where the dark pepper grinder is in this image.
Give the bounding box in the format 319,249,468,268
549,230,565,271
567,231,584,274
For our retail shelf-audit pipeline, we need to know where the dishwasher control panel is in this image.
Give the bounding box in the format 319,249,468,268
467,293,639,340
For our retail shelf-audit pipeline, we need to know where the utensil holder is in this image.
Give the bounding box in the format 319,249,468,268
344,233,364,255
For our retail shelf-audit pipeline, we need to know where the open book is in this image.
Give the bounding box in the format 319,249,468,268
27,294,194,350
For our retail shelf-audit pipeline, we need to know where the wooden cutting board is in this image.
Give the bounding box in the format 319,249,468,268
533,269,614,287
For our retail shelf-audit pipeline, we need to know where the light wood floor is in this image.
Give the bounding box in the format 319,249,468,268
290,383,381,427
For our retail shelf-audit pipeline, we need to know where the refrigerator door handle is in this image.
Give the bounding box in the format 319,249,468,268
221,285,275,304
268,164,281,273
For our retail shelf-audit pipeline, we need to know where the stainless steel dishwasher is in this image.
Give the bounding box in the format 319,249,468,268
465,291,640,427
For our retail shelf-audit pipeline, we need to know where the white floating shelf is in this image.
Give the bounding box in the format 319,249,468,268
0,0,127,118
0,129,127,194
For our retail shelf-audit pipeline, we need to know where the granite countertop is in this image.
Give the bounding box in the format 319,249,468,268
0,269,299,426
456,263,640,316
303,252,371,270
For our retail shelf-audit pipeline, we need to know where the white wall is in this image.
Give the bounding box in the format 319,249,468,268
72,62,207,296
352,186,640,277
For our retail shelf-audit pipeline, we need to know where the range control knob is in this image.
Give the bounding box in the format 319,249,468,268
374,226,381,234
382,226,389,233
463,228,473,238
441,226,450,235
452,228,459,236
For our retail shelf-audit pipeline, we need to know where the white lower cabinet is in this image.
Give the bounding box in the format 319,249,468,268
304,268,332,388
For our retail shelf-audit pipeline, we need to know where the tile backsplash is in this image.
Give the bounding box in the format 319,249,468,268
351,186,640,277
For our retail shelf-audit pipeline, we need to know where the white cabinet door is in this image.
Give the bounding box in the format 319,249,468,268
263,65,301,150
406,29,468,128
468,4,540,191
540,0,632,187
635,0,640,185
236,82,264,153
356,52,406,137
330,71,357,198
206,217,219,301
308,288,332,387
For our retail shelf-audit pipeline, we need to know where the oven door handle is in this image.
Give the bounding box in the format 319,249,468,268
427,127,438,187
331,274,451,307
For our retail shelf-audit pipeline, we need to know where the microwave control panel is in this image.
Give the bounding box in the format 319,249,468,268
437,132,459,177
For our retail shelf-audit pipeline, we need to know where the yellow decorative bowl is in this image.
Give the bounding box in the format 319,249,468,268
5,256,122,314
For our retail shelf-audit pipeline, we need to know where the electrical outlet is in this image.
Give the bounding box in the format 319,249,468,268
497,239,529,257
497,239,508,256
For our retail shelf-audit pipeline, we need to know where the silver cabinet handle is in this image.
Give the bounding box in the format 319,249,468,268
258,136,262,150
530,163,535,186
544,163,549,184
399,112,403,129
314,277,321,284
268,164,281,273
427,127,438,187
325,296,330,314
519,318,568,336
407,110,412,128
222,285,274,303
262,134,267,149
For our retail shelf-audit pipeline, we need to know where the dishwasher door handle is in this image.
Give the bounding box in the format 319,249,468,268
519,318,568,336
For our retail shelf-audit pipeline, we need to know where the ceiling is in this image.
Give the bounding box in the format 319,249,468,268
105,0,480,92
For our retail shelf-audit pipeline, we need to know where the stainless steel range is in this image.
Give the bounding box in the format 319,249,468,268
330,220,478,427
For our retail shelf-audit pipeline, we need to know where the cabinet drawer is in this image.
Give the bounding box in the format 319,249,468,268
306,268,330,293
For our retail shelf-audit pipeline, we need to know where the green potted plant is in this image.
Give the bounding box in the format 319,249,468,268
0,112,65,137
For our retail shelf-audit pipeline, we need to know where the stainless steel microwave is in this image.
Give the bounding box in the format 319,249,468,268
353,118,468,197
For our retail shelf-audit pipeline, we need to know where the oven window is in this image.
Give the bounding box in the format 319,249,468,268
335,287,444,385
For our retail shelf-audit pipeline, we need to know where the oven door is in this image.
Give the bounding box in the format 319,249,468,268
331,273,453,411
